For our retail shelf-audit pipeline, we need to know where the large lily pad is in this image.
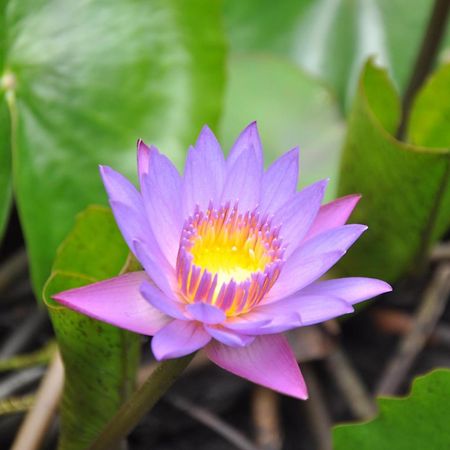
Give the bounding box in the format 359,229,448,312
1,0,225,293
333,369,450,449
44,206,140,450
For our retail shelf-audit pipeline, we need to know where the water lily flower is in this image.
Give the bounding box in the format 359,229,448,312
53,123,391,399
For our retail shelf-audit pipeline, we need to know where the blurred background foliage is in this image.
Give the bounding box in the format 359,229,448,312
1,1,450,448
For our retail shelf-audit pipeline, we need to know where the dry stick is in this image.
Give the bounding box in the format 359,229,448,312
166,394,263,450
251,387,282,450
0,366,45,399
11,351,64,450
0,248,28,293
372,308,450,347
301,364,332,450
324,347,377,420
397,0,450,139
431,242,450,261
376,264,450,395
0,308,48,359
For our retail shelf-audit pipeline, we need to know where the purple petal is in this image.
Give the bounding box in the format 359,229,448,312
100,165,141,206
204,325,255,347
140,280,186,320
266,250,345,302
183,126,226,216
52,272,170,336
205,335,308,399
151,320,211,360
221,144,261,212
303,194,361,242
300,277,392,305
100,166,149,253
256,294,353,326
137,139,151,181
141,148,183,266
224,312,300,335
227,122,263,170
260,148,299,215
274,180,328,258
293,224,367,260
187,302,226,324
133,239,176,298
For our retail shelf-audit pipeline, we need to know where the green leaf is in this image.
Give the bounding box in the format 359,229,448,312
2,0,225,293
333,369,450,450
0,6,12,241
43,206,140,450
219,55,344,199
337,61,450,282
224,0,449,109
0,93,12,240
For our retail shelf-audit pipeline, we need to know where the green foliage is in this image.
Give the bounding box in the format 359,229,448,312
0,5,11,240
333,369,450,450
0,0,226,294
43,206,140,450
219,55,344,198
224,0,450,109
337,60,450,282
0,95,11,239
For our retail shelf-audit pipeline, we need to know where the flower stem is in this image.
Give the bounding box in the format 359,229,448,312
88,353,195,450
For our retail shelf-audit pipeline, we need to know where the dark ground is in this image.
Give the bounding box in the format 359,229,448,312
1,205,449,450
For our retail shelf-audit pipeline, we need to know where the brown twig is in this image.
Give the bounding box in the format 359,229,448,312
430,242,450,261
0,248,28,293
0,366,45,399
371,308,450,347
0,308,48,359
376,264,450,395
11,351,64,450
251,387,282,450
301,364,332,450
324,347,377,419
166,393,263,450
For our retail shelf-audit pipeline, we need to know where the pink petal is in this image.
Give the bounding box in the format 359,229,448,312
187,302,226,324
227,121,263,170
204,325,255,347
260,147,299,215
52,272,170,336
151,320,211,360
274,179,328,258
183,126,226,216
141,148,183,266
205,335,308,399
221,145,261,212
265,250,345,302
300,277,392,305
137,139,151,181
303,194,361,242
140,280,186,320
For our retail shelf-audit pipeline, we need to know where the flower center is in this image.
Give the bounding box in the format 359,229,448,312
176,203,284,316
